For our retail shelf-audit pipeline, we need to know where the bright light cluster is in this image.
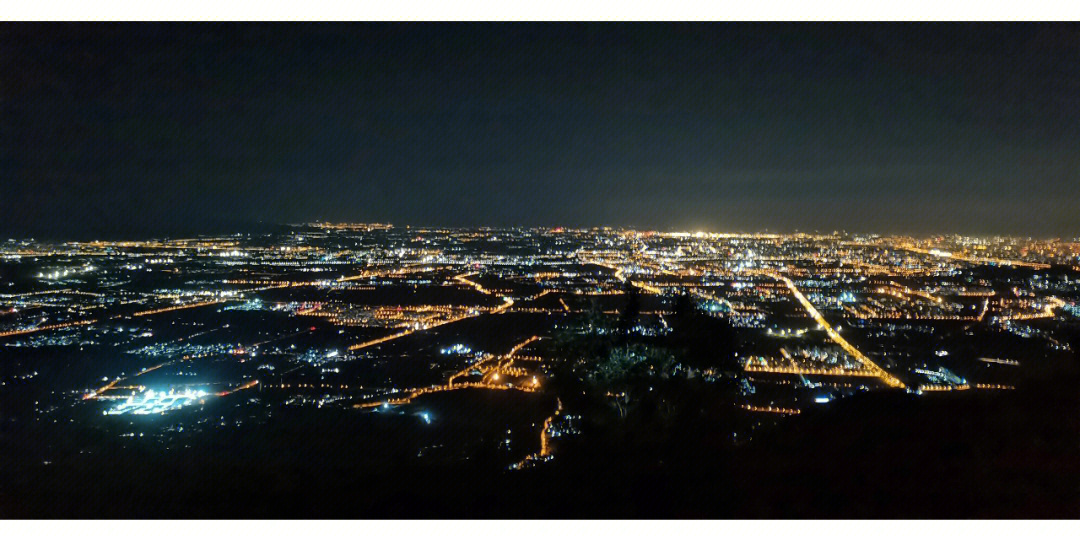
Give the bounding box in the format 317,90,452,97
105,388,208,416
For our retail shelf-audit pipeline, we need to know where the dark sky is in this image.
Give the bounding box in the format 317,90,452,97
3,23,1079,239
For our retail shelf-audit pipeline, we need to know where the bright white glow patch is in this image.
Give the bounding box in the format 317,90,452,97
105,388,208,415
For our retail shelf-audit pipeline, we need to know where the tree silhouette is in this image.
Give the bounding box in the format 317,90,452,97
617,280,641,340
667,289,739,372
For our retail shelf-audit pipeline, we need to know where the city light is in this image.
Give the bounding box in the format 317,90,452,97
105,388,209,416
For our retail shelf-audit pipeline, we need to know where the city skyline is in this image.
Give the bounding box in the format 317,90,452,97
10,222,1080,244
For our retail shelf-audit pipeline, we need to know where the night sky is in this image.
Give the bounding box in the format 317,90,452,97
3,23,1079,239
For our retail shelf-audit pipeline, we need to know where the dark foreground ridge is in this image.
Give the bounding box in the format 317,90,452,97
4,374,1076,518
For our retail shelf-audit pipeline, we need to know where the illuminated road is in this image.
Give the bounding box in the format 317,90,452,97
453,272,495,295
0,265,518,352
538,397,562,457
353,380,539,409
448,335,538,386
347,272,514,352
770,271,905,388
511,397,564,469
740,404,801,415
998,296,1065,321
587,260,665,294
743,364,879,377
358,336,544,410
884,281,944,305
2,297,231,339
217,379,259,396
505,335,540,357
898,244,1050,270
83,361,170,400
130,298,229,317
0,318,97,338
346,297,513,353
